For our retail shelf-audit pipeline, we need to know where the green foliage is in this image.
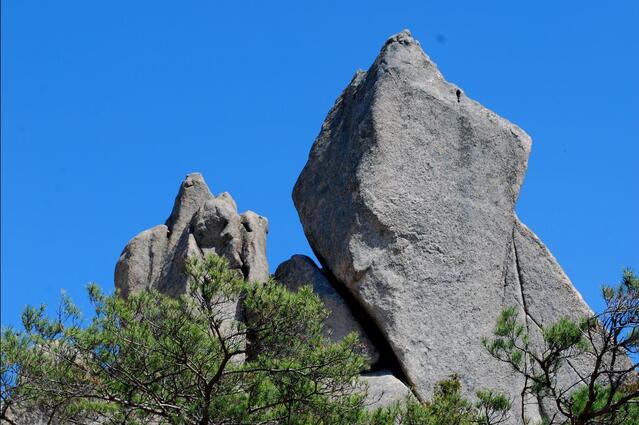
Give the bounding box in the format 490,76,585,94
481,306,527,370
542,318,586,353
570,385,639,425
16,253,636,424
363,375,511,425
1,254,367,424
475,389,512,425
483,269,639,425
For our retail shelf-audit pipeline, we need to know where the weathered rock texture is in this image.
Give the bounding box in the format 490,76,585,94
360,369,413,410
293,30,593,422
508,217,595,420
274,255,380,365
115,173,269,298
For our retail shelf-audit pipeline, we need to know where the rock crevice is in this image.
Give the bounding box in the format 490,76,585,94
512,230,543,331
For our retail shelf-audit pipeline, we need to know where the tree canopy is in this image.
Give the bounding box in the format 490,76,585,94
2,255,636,424
1,255,367,424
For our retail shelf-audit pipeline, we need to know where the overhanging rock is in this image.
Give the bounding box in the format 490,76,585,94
293,30,593,423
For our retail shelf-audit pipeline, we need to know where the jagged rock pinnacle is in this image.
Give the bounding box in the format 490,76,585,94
115,173,269,298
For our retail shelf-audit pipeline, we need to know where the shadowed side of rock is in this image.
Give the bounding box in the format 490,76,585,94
274,255,381,366
275,255,415,410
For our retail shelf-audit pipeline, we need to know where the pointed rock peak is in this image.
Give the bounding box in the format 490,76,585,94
364,29,452,103
216,191,239,213
187,172,205,185
166,172,214,235
116,172,269,297
377,29,426,62
180,173,211,195
384,29,418,47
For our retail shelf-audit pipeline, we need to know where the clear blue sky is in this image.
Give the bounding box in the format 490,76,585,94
2,1,638,327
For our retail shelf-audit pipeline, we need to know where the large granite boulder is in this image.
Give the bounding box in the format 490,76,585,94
274,255,380,365
293,30,593,423
115,173,269,298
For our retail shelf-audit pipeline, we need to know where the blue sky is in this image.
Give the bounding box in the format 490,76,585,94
2,1,638,327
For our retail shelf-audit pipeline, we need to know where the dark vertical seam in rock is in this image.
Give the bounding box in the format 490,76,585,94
512,231,548,422
316,260,423,402
239,230,251,281
500,234,512,300
240,263,250,281
146,239,155,289
513,235,543,330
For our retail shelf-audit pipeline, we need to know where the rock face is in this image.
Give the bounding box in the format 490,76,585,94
508,217,595,420
360,370,413,410
511,218,592,327
274,255,380,365
115,173,269,298
293,30,593,422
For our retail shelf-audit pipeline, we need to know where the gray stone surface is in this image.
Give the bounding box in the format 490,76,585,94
191,195,243,269
293,30,593,423
113,225,169,298
239,211,270,283
166,173,214,246
293,28,530,402
508,217,595,421
360,370,413,411
512,217,593,327
115,173,269,297
274,255,380,365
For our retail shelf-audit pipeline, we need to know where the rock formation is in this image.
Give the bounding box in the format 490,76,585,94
360,370,414,410
292,29,594,422
7,27,605,425
108,31,599,423
274,255,380,365
115,173,269,298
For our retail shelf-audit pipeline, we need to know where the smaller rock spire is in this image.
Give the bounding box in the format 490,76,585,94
115,173,269,298
165,173,214,237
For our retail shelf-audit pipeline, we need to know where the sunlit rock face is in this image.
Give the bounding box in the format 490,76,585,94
293,30,593,422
